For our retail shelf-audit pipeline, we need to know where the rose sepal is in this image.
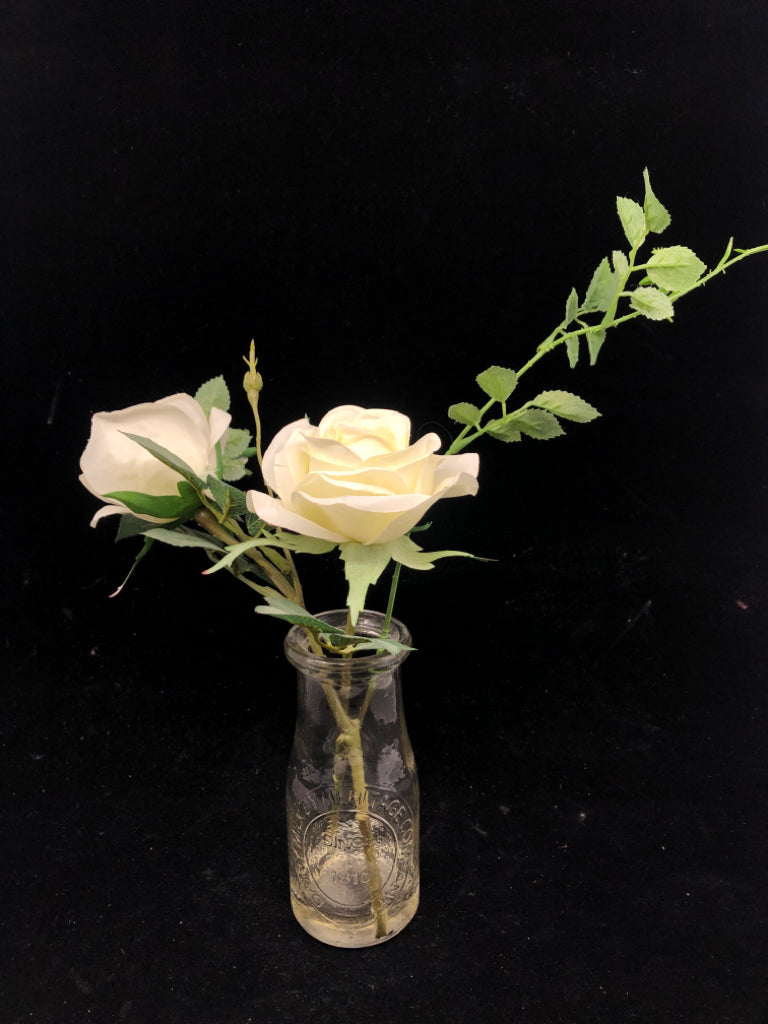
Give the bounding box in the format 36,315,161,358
340,535,487,626
104,480,202,522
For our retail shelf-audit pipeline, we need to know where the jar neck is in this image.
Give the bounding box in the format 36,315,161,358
283,609,411,683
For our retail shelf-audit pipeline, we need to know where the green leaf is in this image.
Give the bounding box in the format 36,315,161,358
587,328,607,365
195,375,230,416
256,595,347,634
646,246,705,292
564,287,579,326
109,536,154,598
328,635,415,656
105,480,201,521
484,417,522,443
115,514,155,541
221,458,251,482
642,168,671,234
448,402,482,426
509,408,565,440
565,335,579,368
206,475,249,518
530,390,601,423
338,542,393,627
246,512,266,536
257,597,331,628
224,427,251,459
256,596,415,654
141,527,224,551
206,474,233,518
616,196,647,248
629,286,675,321
612,250,629,277
120,432,205,489
221,428,252,480
475,366,518,402
715,236,734,269
583,257,618,313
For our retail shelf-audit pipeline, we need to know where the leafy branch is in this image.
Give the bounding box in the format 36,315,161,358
446,169,768,455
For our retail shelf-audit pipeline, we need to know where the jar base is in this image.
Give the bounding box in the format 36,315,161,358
291,887,420,948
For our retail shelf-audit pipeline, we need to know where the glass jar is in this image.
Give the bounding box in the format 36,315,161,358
284,610,419,948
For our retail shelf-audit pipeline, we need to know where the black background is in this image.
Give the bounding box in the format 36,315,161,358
4,2,768,1021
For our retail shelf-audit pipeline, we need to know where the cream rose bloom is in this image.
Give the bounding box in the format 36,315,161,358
246,405,479,545
79,393,231,525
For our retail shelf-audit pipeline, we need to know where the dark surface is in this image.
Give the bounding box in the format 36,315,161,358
4,2,768,1022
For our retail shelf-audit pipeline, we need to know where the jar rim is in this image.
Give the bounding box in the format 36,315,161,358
283,608,412,674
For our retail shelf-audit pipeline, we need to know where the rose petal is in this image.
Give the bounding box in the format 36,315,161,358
361,432,442,470
246,490,347,542
262,417,313,492
89,503,125,528
432,451,480,498
317,406,412,452
207,405,232,447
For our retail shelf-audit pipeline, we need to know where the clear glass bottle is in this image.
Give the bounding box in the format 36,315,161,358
284,610,419,948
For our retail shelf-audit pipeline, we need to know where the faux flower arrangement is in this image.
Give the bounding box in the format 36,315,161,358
80,171,767,945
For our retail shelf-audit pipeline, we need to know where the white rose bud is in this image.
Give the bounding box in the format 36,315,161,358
79,393,231,525
246,405,479,545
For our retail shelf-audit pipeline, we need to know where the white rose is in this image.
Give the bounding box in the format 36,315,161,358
79,393,231,525
246,405,479,545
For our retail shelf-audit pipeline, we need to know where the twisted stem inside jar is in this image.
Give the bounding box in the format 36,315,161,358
320,670,389,939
